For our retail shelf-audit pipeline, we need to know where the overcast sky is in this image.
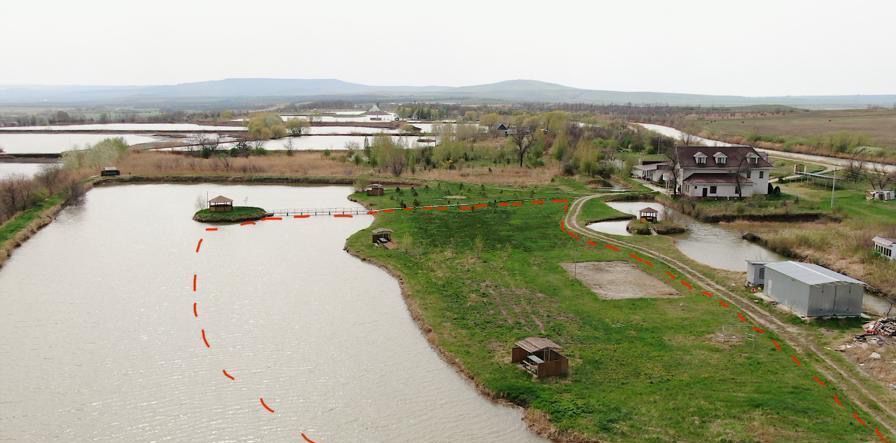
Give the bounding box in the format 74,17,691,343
2,0,893,96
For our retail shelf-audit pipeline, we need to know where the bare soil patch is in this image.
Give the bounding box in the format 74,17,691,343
563,261,679,300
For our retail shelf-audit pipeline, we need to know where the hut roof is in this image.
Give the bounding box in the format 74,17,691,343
515,337,562,353
874,236,896,247
372,228,393,234
640,207,658,214
765,261,864,286
368,183,384,189
103,166,119,171
209,195,233,204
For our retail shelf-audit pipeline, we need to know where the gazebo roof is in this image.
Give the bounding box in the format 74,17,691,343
640,207,658,214
209,195,233,204
372,228,393,234
515,337,562,353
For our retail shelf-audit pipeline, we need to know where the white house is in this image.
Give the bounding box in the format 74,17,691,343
674,146,773,198
873,236,895,260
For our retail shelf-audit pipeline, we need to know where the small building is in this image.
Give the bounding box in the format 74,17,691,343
764,261,864,318
100,166,120,177
873,236,895,260
372,228,393,245
208,195,234,212
492,123,515,137
511,337,568,378
745,260,770,287
868,190,895,201
639,207,659,222
366,184,385,196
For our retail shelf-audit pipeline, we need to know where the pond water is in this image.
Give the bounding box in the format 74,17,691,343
0,184,541,442
0,133,159,154
305,126,400,135
0,123,246,132
636,123,738,147
164,135,436,151
587,201,784,272
0,162,54,179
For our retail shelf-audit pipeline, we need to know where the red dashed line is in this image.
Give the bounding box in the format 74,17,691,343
498,202,509,207
193,274,197,292
473,203,488,209
876,427,889,442
771,339,782,351
752,326,765,334
605,244,620,252
294,214,310,219
511,201,523,207
853,411,868,427
813,376,826,387
262,217,282,221
193,302,198,318
531,199,544,205
367,210,378,215
205,227,218,232
223,369,235,381
702,290,713,297
718,300,729,308
333,214,353,218
790,355,801,367
195,238,203,253
834,394,844,407
459,205,472,211
586,240,597,247
551,198,568,203
382,209,395,213
240,221,255,226
260,397,275,414
665,271,677,280
737,312,747,323
301,432,318,443
201,329,210,348
680,280,693,290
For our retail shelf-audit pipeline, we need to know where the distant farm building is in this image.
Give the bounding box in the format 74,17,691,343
873,236,895,261
639,207,658,222
632,160,672,183
868,190,895,201
100,166,120,177
366,184,385,196
492,123,514,137
511,337,568,378
762,261,864,317
208,195,234,212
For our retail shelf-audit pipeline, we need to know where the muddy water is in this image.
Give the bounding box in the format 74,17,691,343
0,162,53,179
587,201,784,271
0,133,159,154
0,184,542,442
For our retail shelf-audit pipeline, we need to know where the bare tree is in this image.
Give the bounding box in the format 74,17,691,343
843,150,866,182
733,157,754,198
510,125,535,167
284,137,295,156
661,144,681,196
35,164,65,195
868,163,896,190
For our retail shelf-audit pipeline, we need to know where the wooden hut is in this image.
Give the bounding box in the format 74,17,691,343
208,195,234,212
372,228,393,245
100,166,120,177
366,184,385,196
511,337,568,378
639,207,658,222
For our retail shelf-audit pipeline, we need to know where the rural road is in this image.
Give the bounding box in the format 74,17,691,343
564,194,896,436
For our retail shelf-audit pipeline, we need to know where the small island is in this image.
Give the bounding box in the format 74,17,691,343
192,195,268,223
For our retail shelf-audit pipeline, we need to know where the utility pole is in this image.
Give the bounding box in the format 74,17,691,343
830,174,837,209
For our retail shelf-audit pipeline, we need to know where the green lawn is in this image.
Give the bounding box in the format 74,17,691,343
348,184,874,442
576,198,632,224
0,196,62,245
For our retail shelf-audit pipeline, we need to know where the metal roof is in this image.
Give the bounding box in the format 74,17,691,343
209,195,233,204
515,337,562,353
765,261,864,286
873,236,895,247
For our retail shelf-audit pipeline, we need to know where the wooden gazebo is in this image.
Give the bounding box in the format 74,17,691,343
639,207,658,222
511,337,568,378
208,195,234,212
366,184,385,196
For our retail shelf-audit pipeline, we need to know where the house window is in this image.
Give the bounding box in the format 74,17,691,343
715,156,726,165
710,186,717,194
759,171,764,179
696,157,706,165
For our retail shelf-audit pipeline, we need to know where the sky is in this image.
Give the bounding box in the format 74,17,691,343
1,0,893,96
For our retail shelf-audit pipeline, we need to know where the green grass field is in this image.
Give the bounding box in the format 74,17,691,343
192,206,267,223
349,185,875,442
0,196,62,245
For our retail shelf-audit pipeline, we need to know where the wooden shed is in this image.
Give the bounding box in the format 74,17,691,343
366,184,385,196
372,228,393,244
511,337,568,378
208,195,234,212
639,207,658,222
100,166,120,177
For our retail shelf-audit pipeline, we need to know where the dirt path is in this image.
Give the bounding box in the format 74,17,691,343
565,194,896,436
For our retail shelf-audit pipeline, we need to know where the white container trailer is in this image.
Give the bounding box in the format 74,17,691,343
764,261,864,318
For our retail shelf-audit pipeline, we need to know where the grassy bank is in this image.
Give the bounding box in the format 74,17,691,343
193,206,267,223
347,183,872,441
0,195,64,268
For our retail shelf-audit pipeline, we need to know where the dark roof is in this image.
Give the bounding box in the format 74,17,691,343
372,228,393,234
640,207,658,214
675,145,772,169
683,173,752,184
515,337,562,353
209,195,233,204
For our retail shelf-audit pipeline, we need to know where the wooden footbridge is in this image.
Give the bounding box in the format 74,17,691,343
268,207,372,217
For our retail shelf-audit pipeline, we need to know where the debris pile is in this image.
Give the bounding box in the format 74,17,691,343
864,318,896,337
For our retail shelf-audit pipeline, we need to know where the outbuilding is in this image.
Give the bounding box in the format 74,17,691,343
208,195,234,212
511,337,568,378
764,261,864,318
873,236,895,261
366,184,384,196
100,166,120,177
639,207,659,222
745,260,770,287
868,190,895,201
372,228,393,245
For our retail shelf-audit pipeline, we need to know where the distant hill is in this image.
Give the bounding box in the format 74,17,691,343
1,78,894,109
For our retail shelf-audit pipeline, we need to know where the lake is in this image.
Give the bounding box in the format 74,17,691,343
587,201,784,271
0,123,247,132
0,162,54,179
0,184,541,442
0,133,159,154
